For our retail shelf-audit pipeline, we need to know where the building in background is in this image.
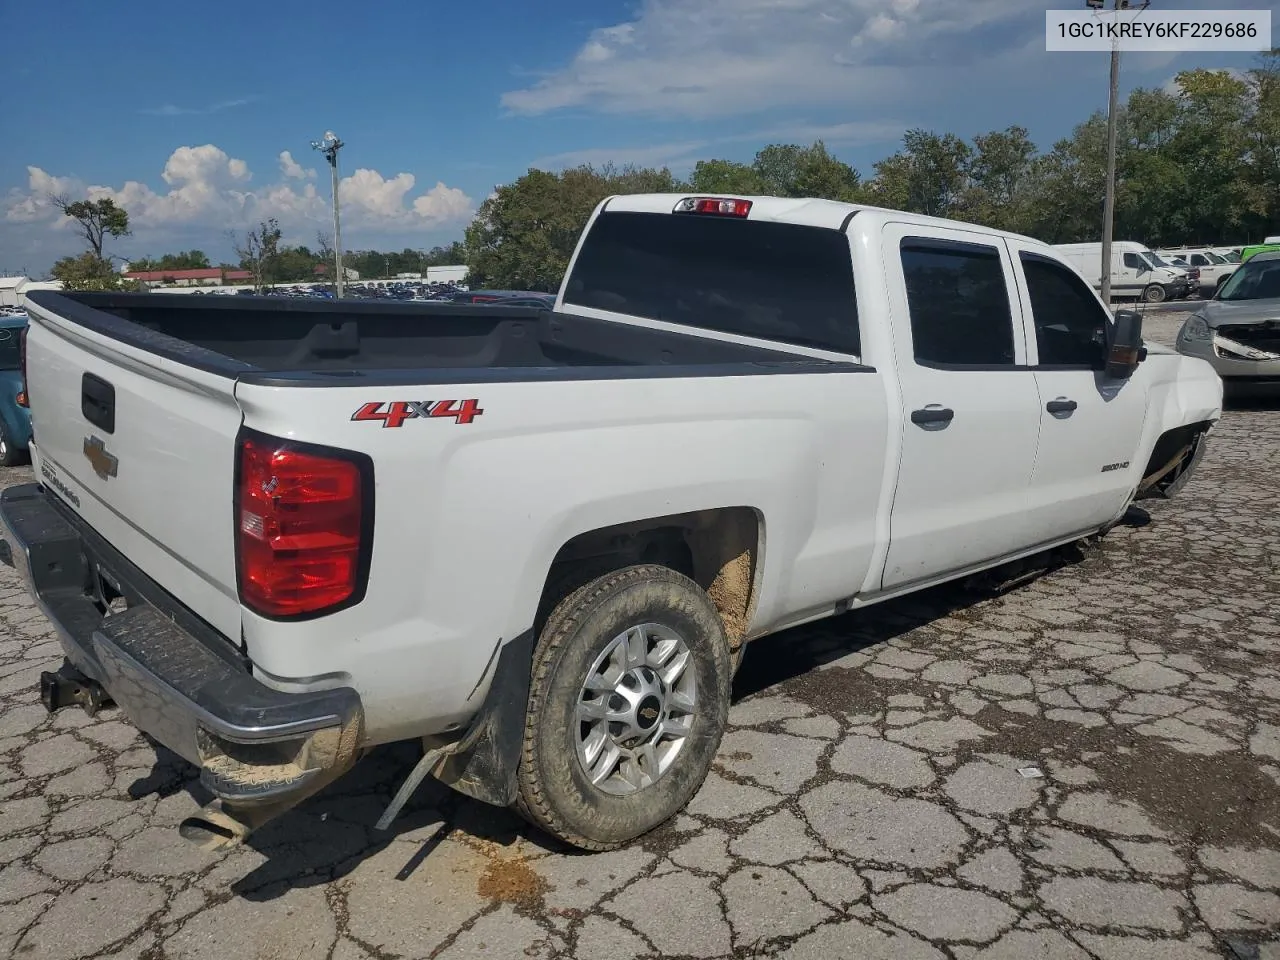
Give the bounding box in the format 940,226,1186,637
0,277,64,307
427,264,468,285
124,268,256,288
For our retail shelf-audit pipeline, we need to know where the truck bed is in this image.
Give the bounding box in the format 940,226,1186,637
30,292,854,385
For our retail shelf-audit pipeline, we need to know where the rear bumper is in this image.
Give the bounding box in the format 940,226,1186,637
0,483,363,809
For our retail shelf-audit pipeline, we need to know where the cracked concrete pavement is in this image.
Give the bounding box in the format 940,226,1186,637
0,317,1277,959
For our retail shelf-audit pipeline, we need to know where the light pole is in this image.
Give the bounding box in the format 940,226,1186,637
1088,0,1147,306
311,130,345,298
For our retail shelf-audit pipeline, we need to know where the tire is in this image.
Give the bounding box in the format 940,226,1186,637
515,564,732,850
0,421,21,467
1142,284,1167,304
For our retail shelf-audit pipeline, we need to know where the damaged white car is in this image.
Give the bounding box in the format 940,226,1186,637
1177,249,1280,393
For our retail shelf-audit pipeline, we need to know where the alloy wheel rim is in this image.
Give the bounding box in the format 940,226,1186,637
574,622,697,796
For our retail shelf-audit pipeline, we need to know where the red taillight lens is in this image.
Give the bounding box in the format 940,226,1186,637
236,434,369,618
673,197,752,217
17,327,28,408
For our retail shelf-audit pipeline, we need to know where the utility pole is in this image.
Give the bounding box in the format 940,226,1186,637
1089,0,1146,306
312,131,345,298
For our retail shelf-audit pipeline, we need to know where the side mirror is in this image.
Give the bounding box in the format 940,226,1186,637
1105,309,1144,379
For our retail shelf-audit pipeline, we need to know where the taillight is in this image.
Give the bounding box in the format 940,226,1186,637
17,326,28,408
673,197,753,217
235,431,372,619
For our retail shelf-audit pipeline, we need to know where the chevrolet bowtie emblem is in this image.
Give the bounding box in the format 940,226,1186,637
83,436,118,481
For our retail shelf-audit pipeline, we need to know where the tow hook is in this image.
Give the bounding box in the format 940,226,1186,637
39,660,111,717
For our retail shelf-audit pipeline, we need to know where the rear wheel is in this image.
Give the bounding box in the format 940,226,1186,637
1142,284,1168,304
515,564,731,850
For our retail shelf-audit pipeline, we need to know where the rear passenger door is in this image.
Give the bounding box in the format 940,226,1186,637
1007,243,1149,538
880,224,1043,591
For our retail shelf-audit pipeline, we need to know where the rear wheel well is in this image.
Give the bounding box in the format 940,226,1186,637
536,508,761,650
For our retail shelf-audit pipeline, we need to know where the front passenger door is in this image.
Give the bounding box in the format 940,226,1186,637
1008,245,1149,539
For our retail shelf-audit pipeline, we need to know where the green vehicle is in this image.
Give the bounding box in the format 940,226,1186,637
1240,243,1280,263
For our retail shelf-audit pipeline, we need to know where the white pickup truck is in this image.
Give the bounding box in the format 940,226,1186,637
4,194,1222,853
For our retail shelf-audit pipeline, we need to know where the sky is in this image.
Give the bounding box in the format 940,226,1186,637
2,0,1276,275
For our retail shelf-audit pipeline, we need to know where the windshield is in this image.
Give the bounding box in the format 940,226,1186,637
1215,257,1280,301
1206,252,1228,264
1222,251,1242,262
1143,252,1170,269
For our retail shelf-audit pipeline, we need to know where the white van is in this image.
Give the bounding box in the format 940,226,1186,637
1054,241,1192,303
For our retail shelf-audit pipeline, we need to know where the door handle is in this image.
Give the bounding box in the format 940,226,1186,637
1046,398,1078,415
910,406,955,426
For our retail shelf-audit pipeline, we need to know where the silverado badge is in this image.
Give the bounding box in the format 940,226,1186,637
83,436,118,480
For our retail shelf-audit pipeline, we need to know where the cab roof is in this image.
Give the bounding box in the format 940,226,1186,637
599,193,1048,248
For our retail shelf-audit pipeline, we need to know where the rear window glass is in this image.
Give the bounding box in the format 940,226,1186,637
563,211,860,355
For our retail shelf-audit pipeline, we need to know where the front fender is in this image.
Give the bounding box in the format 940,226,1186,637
1144,352,1222,439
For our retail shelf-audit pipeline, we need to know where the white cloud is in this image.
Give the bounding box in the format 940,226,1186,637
4,167,79,223
412,182,474,224
4,144,475,248
278,150,316,180
139,96,258,117
501,0,1032,118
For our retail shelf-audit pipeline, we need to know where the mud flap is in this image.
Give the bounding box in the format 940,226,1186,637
431,630,533,808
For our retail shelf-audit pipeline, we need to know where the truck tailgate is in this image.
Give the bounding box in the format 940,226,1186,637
24,304,244,641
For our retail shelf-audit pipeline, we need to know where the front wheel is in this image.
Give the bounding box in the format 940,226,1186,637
1142,283,1168,304
515,564,732,850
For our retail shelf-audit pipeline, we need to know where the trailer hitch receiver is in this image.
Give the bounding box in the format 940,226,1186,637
39,660,111,717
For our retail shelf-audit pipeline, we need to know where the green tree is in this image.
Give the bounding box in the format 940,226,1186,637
690,159,766,194
127,250,212,273
1246,50,1280,235
866,130,971,219
159,249,211,270
1164,69,1254,243
962,126,1037,231
50,252,135,291
1020,115,1108,243
49,196,130,260
233,219,283,292
274,245,323,282
750,142,860,200
465,164,681,291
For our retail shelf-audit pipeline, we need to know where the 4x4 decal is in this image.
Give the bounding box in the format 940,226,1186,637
351,400,484,427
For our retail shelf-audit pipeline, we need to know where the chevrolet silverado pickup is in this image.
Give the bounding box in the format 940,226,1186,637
2,194,1222,853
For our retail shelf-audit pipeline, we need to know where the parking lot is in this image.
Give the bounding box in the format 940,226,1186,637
0,314,1276,960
